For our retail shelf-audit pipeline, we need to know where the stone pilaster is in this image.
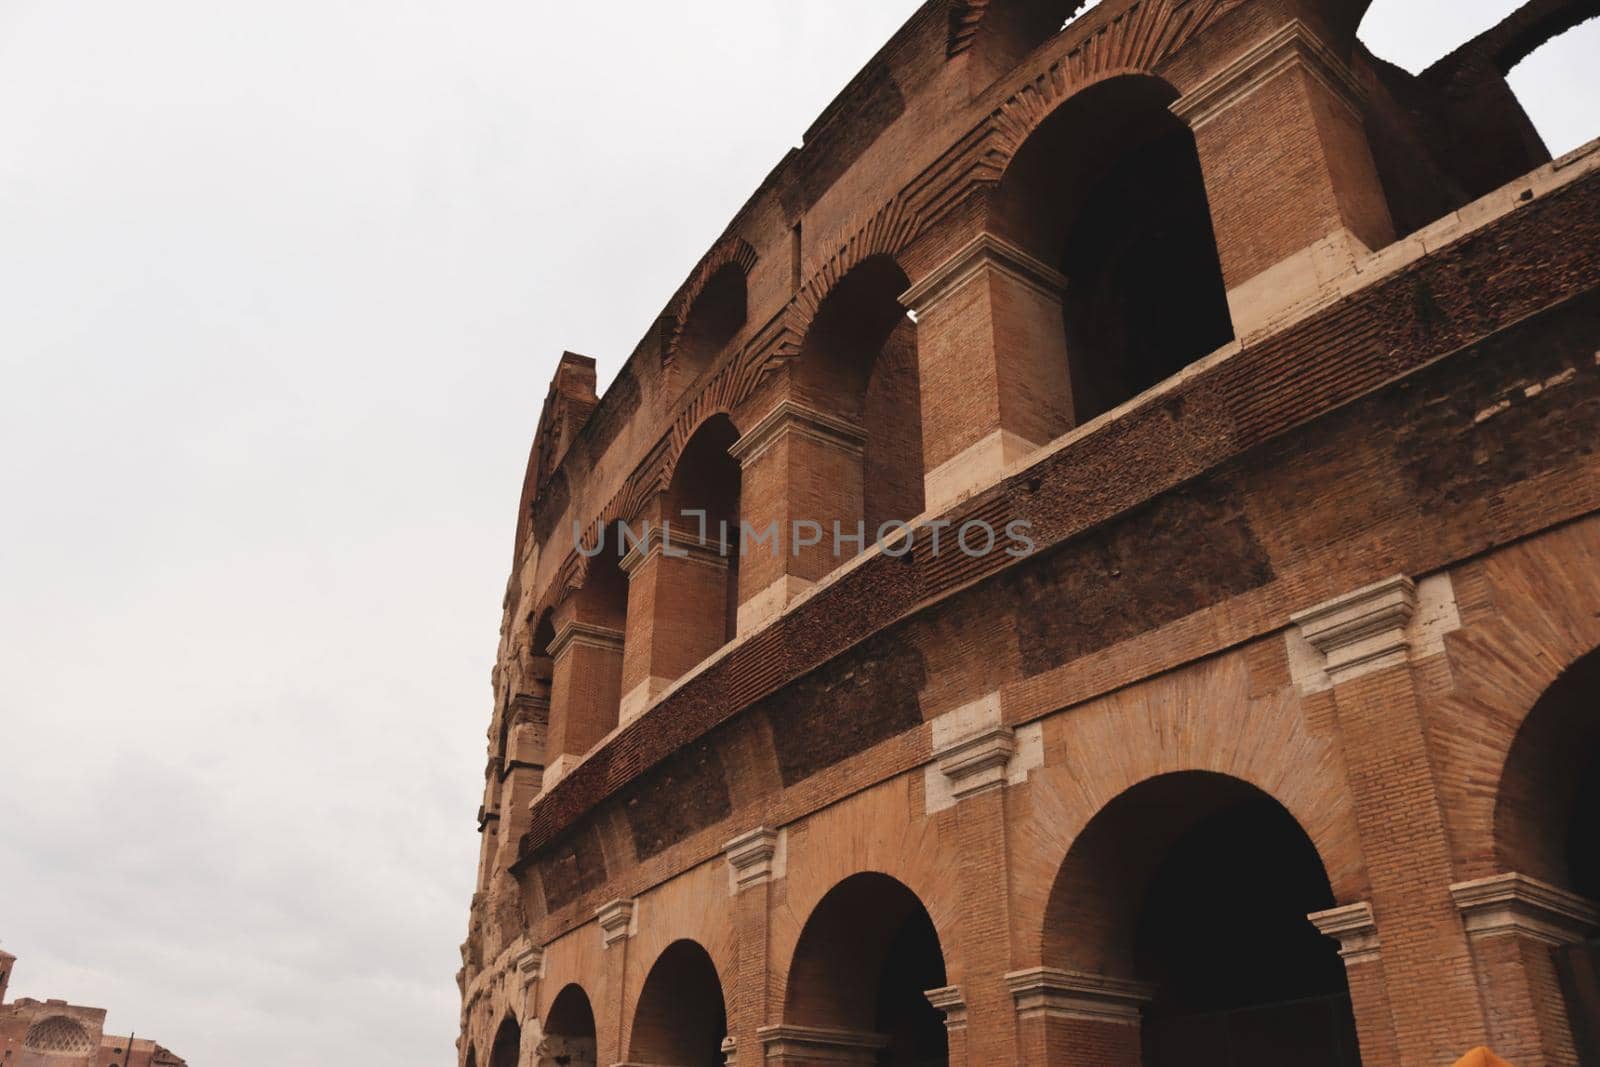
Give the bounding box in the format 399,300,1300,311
1450,873,1599,1065
618,521,732,722
596,899,636,1067
725,827,784,1066
901,234,1075,512
546,619,624,781
1173,19,1394,337
928,694,1036,1065
730,400,867,633
925,986,968,1064
1292,576,1485,1065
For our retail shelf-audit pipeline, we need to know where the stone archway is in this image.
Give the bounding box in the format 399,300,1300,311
628,939,729,1066
540,984,597,1067
1481,646,1600,1063
772,871,949,1066
1034,771,1358,1067
489,1015,521,1067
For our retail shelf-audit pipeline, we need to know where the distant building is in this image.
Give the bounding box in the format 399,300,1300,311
0,950,185,1067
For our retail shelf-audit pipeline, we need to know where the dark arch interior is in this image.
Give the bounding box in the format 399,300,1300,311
629,940,728,1066
796,255,925,552
544,984,598,1067
489,1016,520,1067
675,263,747,379
996,75,1233,427
784,872,949,1066
1499,648,1600,1059
1044,773,1356,1067
665,415,742,647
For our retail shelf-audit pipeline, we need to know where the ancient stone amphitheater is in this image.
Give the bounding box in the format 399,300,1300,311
458,0,1600,1064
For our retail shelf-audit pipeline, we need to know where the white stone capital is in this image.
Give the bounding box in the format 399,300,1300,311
1291,575,1417,684
1308,901,1381,965
724,826,784,893
1451,873,1600,946
728,399,866,469
924,985,967,1032
1004,967,1155,1024
1171,19,1367,130
596,898,636,948
936,725,1017,802
899,233,1067,315
514,944,544,985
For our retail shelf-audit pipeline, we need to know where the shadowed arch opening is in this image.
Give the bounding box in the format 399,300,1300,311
1494,646,1600,1057
489,1015,521,1067
674,262,748,381
1044,772,1357,1067
629,940,728,1065
663,413,742,657
465,1045,477,1067
793,254,924,564
993,74,1233,427
541,984,598,1067
783,872,949,1065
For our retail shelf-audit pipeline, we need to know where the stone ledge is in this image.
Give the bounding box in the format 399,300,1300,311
1291,575,1417,684
1451,873,1600,945
1005,967,1155,1023
1308,901,1381,965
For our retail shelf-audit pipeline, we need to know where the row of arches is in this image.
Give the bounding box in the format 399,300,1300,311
478,634,1600,1066
527,72,1236,776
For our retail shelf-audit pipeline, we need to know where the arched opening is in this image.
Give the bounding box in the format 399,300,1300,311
782,872,949,1065
993,75,1233,426
793,255,924,561
1044,772,1357,1067
674,263,747,381
664,414,742,654
541,984,598,1067
464,1046,477,1067
489,1016,521,1067
629,940,729,1066
1496,647,1600,1058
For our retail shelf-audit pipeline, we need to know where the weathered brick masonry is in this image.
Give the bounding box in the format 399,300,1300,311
460,1,1600,1065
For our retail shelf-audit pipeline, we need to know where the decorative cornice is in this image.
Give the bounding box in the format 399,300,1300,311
1172,19,1368,130
1291,575,1417,684
1308,902,1381,965
924,986,968,1032
1451,873,1600,945
548,620,625,662
1005,968,1155,1023
756,1024,889,1060
724,827,783,892
596,898,636,948
900,233,1067,314
618,523,732,577
936,725,1017,801
728,400,868,468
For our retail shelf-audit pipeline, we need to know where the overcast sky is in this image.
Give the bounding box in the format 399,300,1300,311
0,2,1592,1065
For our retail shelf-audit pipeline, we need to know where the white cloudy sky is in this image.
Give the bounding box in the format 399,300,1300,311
0,2,1592,1065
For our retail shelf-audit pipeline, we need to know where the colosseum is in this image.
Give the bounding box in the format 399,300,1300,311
458,0,1600,1064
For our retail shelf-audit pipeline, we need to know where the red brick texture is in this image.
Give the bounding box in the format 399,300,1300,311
457,1,1600,1064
